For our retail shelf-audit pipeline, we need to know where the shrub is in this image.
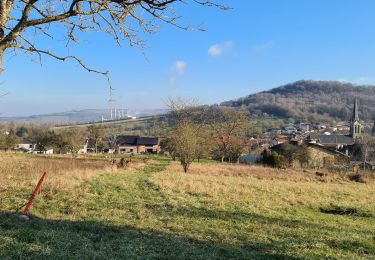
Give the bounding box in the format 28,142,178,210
348,173,368,183
262,150,285,168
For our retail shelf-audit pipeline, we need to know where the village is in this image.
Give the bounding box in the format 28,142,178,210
2,1,375,258
0,98,372,174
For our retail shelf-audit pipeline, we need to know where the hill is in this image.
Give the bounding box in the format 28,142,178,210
0,108,168,124
221,80,375,123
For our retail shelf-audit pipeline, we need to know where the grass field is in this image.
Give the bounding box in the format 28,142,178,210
0,154,374,259
53,116,157,136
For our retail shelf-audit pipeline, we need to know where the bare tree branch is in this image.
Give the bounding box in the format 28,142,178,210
0,0,228,81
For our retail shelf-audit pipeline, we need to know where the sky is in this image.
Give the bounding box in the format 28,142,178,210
2,0,375,116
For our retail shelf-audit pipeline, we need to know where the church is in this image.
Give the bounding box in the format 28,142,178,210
306,98,362,153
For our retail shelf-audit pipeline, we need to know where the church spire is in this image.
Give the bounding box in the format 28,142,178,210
350,98,361,139
351,97,359,122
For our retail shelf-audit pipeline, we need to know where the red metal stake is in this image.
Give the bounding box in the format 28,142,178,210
22,172,47,216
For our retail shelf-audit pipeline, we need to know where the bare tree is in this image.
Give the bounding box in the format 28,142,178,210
0,0,227,75
174,120,198,173
360,134,375,171
60,128,86,154
87,123,104,153
166,97,202,172
207,107,249,163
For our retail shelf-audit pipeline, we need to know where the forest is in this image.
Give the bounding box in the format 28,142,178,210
221,80,375,123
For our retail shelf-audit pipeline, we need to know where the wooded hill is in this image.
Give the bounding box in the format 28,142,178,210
221,80,375,123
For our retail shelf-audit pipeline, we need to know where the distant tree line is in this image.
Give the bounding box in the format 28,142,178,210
221,80,375,123
0,122,107,155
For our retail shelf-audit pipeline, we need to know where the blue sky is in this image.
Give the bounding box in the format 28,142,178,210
2,0,375,116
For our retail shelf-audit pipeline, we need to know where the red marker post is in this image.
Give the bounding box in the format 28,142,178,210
22,172,47,217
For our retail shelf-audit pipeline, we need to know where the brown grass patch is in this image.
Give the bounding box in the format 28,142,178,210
153,162,375,212
172,162,333,182
164,162,374,184
0,154,145,210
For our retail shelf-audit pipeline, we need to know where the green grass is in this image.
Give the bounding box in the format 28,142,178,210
1,157,374,259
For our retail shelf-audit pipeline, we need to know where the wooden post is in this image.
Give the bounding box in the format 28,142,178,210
22,172,47,217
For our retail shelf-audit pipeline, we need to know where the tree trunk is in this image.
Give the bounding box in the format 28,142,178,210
183,163,189,173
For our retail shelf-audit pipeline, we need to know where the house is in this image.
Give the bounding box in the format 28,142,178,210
298,122,311,132
16,139,34,152
270,142,348,168
116,135,160,154
271,135,289,146
307,143,348,168
283,125,297,135
239,154,261,164
33,147,54,154
306,98,361,154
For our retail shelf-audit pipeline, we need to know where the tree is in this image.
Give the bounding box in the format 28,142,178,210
295,144,310,168
87,124,104,153
261,150,285,169
54,129,86,154
67,129,86,154
277,143,298,167
360,134,375,171
105,133,118,152
275,143,311,168
0,0,227,73
173,121,199,173
53,131,70,154
16,126,29,138
160,135,177,160
207,107,249,163
32,129,56,153
0,131,18,150
166,97,202,172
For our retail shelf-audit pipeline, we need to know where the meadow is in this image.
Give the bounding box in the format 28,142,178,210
0,154,374,259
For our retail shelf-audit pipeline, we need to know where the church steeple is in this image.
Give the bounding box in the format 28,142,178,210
350,98,361,139
352,98,359,122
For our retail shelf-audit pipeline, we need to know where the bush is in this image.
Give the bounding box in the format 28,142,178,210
348,173,368,183
262,150,285,168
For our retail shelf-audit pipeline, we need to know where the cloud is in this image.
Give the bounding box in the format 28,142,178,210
173,60,187,74
252,41,274,54
168,60,187,88
208,41,234,57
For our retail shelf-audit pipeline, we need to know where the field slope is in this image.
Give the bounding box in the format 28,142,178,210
0,156,374,259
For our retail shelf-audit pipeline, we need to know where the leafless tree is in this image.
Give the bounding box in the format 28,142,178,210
360,134,375,170
166,96,202,172
87,123,104,153
0,0,228,79
206,107,249,163
174,120,198,173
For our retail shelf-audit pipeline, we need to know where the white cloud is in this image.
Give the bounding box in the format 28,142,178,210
208,41,234,57
168,60,187,88
252,41,274,54
173,60,187,74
